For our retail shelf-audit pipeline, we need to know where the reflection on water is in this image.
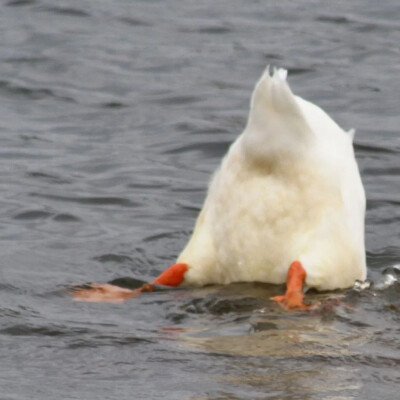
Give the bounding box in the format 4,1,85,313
162,280,397,399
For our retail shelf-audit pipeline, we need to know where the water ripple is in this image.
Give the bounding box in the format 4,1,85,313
5,0,36,6
30,193,138,207
0,324,90,337
0,80,74,102
37,6,91,18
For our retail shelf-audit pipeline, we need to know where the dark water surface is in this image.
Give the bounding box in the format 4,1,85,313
1,1,400,399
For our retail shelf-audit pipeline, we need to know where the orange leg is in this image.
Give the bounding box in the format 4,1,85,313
152,263,188,286
271,261,309,310
71,263,188,303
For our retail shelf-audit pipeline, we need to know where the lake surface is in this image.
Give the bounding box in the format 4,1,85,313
1,0,399,399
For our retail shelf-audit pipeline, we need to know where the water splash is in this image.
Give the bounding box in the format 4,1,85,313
375,264,400,290
353,279,372,291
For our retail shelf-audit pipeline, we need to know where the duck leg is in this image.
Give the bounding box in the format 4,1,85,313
71,263,188,303
152,263,188,286
271,261,309,309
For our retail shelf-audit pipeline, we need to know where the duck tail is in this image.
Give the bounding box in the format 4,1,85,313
347,128,356,141
243,67,313,158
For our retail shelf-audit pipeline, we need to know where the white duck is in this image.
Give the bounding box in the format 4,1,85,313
73,67,366,308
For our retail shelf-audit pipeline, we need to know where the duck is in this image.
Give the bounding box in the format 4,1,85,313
72,67,366,309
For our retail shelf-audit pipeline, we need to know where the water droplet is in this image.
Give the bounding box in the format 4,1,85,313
375,265,400,290
353,279,372,291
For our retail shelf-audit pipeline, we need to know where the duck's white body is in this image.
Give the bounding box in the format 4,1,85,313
177,68,366,291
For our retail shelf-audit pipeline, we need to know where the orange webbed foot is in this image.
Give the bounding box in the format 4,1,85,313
270,261,309,310
271,291,309,310
70,283,142,303
70,263,188,303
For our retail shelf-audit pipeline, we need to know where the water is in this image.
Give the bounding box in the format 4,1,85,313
1,0,400,399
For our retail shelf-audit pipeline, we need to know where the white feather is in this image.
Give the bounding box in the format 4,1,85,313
348,128,356,140
177,67,366,291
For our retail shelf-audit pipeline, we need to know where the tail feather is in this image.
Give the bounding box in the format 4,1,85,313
347,128,356,140
243,67,314,159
